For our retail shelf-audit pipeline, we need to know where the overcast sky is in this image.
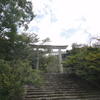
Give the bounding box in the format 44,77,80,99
26,0,100,49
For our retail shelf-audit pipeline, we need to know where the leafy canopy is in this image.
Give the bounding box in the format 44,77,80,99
63,43,100,83
0,0,35,39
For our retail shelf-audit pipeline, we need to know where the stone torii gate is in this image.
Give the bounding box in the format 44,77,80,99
32,45,68,73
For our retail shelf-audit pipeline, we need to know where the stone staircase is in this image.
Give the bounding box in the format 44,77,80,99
24,73,100,100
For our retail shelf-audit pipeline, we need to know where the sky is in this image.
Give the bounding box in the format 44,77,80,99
26,0,100,50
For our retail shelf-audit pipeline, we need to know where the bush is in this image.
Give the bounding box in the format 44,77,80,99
0,59,43,100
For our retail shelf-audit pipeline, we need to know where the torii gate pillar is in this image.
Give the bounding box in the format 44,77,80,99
36,48,39,70
58,48,63,73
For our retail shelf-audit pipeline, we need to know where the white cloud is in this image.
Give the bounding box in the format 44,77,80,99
27,0,100,50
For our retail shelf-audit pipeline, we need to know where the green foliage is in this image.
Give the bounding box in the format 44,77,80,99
41,55,59,73
63,43,100,83
0,59,43,100
0,0,54,99
0,33,38,61
84,52,100,80
37,54,58,73
0,0,35,37
62,55,78,69
0,31,43,100
0,0,45,99
0,59,23,100
0,0,36,61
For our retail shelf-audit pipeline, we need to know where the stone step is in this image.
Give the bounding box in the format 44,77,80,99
25,94,100,100
43,85,97,88
27,89,100,93
27,90,100,95
25,73,100,100
25,90,100,99
27,90,100,94
24,98,100,100
26,90,100,95
43,86,99,90
27,87,100,92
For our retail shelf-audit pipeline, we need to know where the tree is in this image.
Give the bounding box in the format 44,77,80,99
0,0,35,61
0,59,43,100
0,0,34,38
0,33,44,100
10,33,38,61
0,1,44,99
85,52,100,81
63,43,100,84
39,55,59,72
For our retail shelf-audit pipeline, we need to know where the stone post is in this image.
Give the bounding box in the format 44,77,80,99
58,48,63,73
36,48,39,70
